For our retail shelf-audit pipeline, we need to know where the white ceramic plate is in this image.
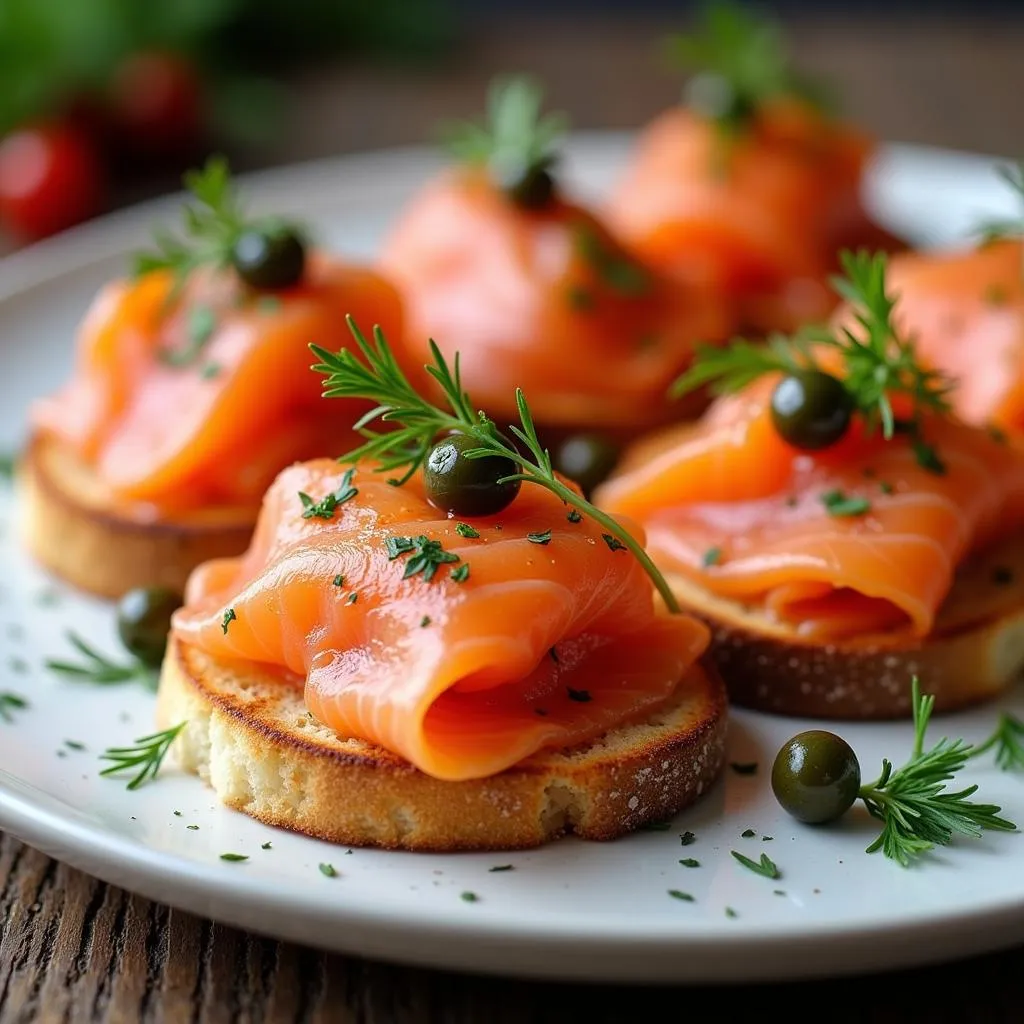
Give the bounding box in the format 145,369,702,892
1,135,1024,986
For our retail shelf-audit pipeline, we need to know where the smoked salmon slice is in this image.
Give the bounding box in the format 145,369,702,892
594,377,1024,641
171,460,710,781
30,254,408,518
838,239,1024,433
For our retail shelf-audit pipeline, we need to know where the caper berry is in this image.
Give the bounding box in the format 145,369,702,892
491,154,557,209
771,730,862,824
771,370,855,451
553,433,620,497
423,432,521,517
231,224,306,290
116,586,183,667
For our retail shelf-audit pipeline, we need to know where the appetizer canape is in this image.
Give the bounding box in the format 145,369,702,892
377,75,732,466
155,321,727,851
833,165,1024,434
605,1,904,337
595,251,1024,719
20,158,410,599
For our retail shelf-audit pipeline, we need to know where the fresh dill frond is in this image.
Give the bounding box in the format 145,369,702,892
973,161,1024,245
310,317,680,613
970,713,1024,772
858,678,1017,866
45,632,158,691
99,722,188,791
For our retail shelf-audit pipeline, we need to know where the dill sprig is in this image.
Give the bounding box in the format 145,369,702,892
0,692,29,723
131,155,304,295
858,679,1017,866
672,249,955,442
311,317,681,613
45,632,158,691
974,161,1024,245
441,75,567,182
99,722,187,791
970,713,1024,772
666,0,834,133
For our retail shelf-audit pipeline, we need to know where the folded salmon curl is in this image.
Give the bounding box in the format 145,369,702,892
595,250,1024,646
377,76,732,441
604,2,904,338
29,159,413,522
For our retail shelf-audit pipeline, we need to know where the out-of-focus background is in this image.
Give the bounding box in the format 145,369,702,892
0,0,1022,252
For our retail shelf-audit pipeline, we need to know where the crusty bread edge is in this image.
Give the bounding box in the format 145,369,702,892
16,433,254,599
156,637,728,852
665,570,1024,719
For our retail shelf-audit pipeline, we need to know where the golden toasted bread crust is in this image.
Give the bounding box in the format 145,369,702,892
665,536,1024,719
155,637,728,851
17,433,254,599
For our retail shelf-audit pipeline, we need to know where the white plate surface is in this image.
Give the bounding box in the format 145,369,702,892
1,135,1023,985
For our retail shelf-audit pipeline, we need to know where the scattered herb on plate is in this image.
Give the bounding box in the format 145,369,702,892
99,722,187,790
45,632,157,691
731,850,780,879
970,713,1024,771
0,692,29,723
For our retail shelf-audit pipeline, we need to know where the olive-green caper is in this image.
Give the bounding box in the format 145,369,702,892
553,433,620,496
231,224,306,290
423,432,521,517
116,586,183,667
771,370,855,451
771,729,862,824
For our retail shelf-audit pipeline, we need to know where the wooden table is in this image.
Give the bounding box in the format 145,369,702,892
4,10,1024,1021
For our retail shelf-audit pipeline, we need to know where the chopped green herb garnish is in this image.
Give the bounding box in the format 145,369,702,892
221,608,237,634
762,835,774,841
679,831,696,846
0,692,28,723
968,713,1024,771
460,891,479,903
740,828,756,838
640,820,672,832
602,534,626,552
912,437,946,475
45,632,157,690
773,889,786,896
567,687,591,703
261,842,272,849
200,362,222,380
319,863,338,878
99,722,187,790
385,535,460,582
730,762,758,775
725,906,738,919
821,490,870,518
567,508,583,523
527,530,552,545
489,864,514,872
220,853,249,863
0,451,14,480
332,574,345,587
65,740,86,751
668,890,695,902
172,809,182,816
455,522,480,538
299,468,358,520
187,825,200,830
450,563,471,583
702,546,722,567
731,850,779,878
679,858,700,868
420,616,432,627
345,592,358,606
880,480,895,495
572,222,650,296
989,425,1009,445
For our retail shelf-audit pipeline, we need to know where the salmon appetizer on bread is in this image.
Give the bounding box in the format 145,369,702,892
595,250,1024,720
20,158,414,599
605,1,904,338
156,320,727,851
377,76,732,445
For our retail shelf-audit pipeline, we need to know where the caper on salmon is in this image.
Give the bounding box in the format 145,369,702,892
771,369,855,450
423,432,521,517
231,223,306,290
116,586,183,667
553,433,620,496
771,730,862,824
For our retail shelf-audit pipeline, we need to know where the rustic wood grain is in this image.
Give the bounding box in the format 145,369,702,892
5,10,1024,1022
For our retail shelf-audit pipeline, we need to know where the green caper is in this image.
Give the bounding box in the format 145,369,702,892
231,223,306,290
423,432,521,517
771,730,862,824
553,433,621,497
771,370,855,451
116,586,183,667
491,154,557,209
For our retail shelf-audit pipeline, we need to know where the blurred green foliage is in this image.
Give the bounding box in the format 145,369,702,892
0,0,454,137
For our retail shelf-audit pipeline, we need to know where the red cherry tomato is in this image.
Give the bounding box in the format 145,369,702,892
0,123,105,241
106,51,203,158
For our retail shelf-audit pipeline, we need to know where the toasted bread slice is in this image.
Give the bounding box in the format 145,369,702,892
16,433,254,599
156,637,728,852
665,535,1024,720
